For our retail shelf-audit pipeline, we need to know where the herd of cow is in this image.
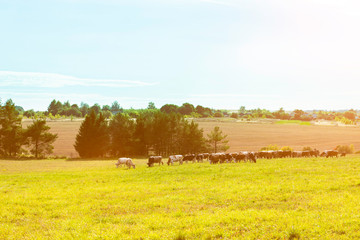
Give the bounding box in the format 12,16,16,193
115,149,343,168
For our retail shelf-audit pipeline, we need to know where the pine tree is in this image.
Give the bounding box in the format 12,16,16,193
133,113,147,156
109,113,135,156
25,120,58,158
74,111,109,158
0,99,24,157
207,126,229,153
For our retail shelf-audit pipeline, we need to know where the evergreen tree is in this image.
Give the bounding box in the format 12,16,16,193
180,120,205,154
207,126,229,153
109,113,135,156
25,120,58,158
111,101,122,115
147,102,156,109
133,113,148,156
80,102,90,117
0,99,24,157
74,111,109,158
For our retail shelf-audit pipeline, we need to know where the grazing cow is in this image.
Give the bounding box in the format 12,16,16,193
241,151,256,163
340,152,347,157
115,157,136,169
310,149,320,157
320,150,338,158
209,153,222,164
183,154,196,163
168,155,183,165
196,154,204,162
202,153,210,160
292,151,303,158
235,152,246,162
301,151,311,158
147,156,163,167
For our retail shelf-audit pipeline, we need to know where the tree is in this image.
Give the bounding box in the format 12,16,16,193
178,103,195,115
160,104,179,114
344,111,356,121
111,101,123,115
48,99,63,116
147,102,156,109
230,112,238,118
24,120,58,158
102,105,110,112
207,126,229,153
180,120,206,154
74,111,109,158
292,109,305,120
90,104,101,115
109,113,135,156
80,102,90,117
0,99,24,157
195,105,212,117
133,113,148,156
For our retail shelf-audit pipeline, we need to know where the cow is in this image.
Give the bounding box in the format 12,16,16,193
183,154,196,163
115,157,136,169
241,151,256,163
292,151,303,158
168,155,183,165
202,153,210,160
209,153,222,164
147,156,163,167
301,151,311,158
235,152,246,162
310,149,320,157
321,150,338,158
196,154,204,162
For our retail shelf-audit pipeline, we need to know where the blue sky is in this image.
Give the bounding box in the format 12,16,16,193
1,0,360,111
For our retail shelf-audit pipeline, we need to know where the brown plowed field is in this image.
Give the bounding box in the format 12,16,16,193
23,120,360,157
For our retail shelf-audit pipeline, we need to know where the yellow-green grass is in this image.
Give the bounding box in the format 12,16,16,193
1,157,360,239
275,120,311,126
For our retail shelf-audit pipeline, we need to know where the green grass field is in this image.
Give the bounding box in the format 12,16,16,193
1,157,360,239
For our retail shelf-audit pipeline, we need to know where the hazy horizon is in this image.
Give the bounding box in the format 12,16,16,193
1,1,360,111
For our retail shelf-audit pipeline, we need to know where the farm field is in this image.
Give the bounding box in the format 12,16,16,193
22,120,360,158
1,157,360,239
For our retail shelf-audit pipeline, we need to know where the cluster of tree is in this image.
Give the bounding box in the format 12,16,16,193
0,99,58,158
232,106,359,123
160,103,213,117
47,100,124,118
74,111,229,158
12,99,360,124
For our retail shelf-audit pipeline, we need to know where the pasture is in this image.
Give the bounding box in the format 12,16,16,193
1,156,360,239
22,119,360,158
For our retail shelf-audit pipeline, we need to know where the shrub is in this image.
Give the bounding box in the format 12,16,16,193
302,146,313,151
214,112,223,118
260,144,279,151
281,146,293,151
336,144,355,154
230,112,238,118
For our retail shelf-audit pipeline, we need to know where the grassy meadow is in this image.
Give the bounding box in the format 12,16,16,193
1,156,360,239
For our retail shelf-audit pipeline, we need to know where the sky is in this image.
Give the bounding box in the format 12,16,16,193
1,0,360,111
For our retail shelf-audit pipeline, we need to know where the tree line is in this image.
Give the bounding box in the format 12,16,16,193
14,99,360,125
0,98,229,159
74,110,229,158
0,99,58,158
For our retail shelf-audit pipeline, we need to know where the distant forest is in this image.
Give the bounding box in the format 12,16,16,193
9,99,360,125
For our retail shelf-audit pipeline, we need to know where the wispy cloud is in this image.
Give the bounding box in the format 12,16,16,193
0,71,158,88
